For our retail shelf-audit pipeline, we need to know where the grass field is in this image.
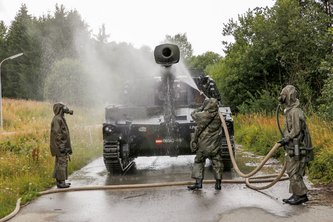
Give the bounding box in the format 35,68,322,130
0,99,103,218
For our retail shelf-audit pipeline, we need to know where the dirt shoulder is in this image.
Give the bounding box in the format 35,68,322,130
308,185,333,206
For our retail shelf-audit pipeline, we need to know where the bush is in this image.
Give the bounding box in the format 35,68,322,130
308,148,333,184
235,114,284,158
318,74,333,120
237,88,279,116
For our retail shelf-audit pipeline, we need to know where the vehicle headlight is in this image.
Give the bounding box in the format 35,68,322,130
138,126,147,132
105,126,112,133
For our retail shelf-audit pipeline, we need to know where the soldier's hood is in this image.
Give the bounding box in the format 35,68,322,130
280,85,299,108
203,98,219,113
284,100,300,114
290,99,300,108
53,103,65,115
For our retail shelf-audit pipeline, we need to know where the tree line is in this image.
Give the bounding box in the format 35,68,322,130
205,0,332,118
0,4,89,101
0,4,159,106
0,0,332,119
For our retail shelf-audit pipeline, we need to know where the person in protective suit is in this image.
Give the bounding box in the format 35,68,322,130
199,75,222,103
50,102,74,188
188,98,223,190
277,85,313,205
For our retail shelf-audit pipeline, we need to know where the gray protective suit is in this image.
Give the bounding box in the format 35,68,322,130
191,98,223,180
279,85,313,196
50,103,72,181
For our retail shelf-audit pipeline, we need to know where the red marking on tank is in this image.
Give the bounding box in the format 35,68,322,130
155,139,163,144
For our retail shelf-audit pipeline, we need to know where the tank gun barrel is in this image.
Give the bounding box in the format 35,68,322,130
154,44,180,124
153,44,180,154
154,44,180,67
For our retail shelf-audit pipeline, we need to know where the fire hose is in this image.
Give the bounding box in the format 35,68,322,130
1,108,288,222
218,111,288,190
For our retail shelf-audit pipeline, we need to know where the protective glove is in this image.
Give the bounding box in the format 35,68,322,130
278,138,288,146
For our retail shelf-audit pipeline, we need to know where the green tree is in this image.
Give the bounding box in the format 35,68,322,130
272,0,332,108
38,4,91,62
317,55,333,119
188,51,222,71
95,24,110,44
165,33,193,63
318,75,333,120
36,4,91,102
212,0,332,111
4,4,43,100
0,21,6,45
0,21,7,59
318,0,332,22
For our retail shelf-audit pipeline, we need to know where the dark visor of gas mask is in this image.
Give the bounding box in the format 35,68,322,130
63,106,74,115
278,95,286,104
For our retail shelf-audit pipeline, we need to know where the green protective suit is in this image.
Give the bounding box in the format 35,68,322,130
280,85,313,196
191,98,223,180
50,103,72,181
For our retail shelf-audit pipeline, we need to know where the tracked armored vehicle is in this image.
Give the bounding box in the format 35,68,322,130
102,44,235,174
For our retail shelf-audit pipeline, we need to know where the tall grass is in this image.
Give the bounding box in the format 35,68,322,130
0,99,103,218
235,113,333,185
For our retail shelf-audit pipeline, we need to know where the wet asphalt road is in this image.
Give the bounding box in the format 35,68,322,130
9,155,333,222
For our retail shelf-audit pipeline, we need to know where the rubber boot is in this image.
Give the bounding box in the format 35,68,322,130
282,194,295,203
57,180,70,189
215,179,222,190
187,178,203,190
287,194,308,205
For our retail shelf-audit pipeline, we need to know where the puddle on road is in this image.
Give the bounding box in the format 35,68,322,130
234,146,282,177
69,145,284,187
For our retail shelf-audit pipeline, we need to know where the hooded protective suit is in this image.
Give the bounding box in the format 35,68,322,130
200,76,221,102
50,103,72,182
50,103,72,156
190,98,223,181
279,85,313,200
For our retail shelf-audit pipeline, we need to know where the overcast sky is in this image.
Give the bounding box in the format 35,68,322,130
0,0,275,55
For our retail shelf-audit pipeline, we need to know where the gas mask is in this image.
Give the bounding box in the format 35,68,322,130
278,94,286,104
63,106,74,115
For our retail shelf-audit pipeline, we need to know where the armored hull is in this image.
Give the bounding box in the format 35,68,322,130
103,105,234,173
